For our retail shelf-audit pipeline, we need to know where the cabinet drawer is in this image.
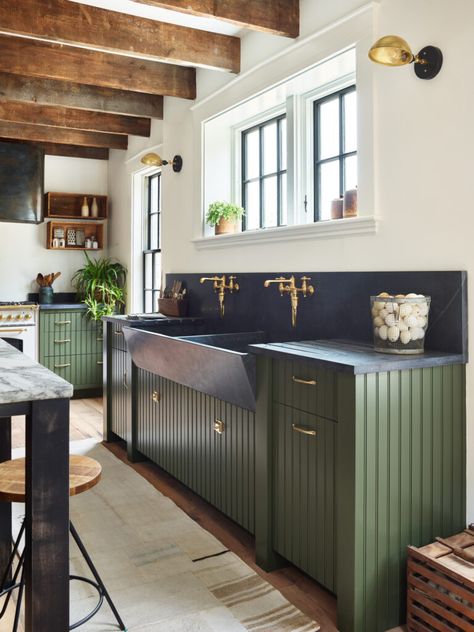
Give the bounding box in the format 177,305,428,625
41,328,103,358
272,359,337,420
272,403,337,592
111,323,127,351
40,310,89,333
44,353,103,389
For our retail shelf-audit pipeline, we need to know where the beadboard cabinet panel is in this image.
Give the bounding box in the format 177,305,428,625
136,368,256,534
110,347,130,441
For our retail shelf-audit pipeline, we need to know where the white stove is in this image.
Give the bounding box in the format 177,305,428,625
0,302,38,360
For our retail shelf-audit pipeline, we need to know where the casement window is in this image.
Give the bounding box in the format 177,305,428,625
241,115,287,230
313,85,357,220
143,172,161,313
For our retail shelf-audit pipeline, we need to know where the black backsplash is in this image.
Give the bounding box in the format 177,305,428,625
166,271,468,357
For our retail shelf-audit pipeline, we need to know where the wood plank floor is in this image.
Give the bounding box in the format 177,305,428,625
11,397,339,631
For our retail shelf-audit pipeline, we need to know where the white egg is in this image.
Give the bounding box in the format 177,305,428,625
411,305,420,317
388,326,400,342
385,313,397,327
400,330,411,345
405,293,418,298
373,316,384,327
410,328,420,341
416,327,425,339
385,302,395,313
378,292,390,298
416,316,427,328
405,315,418,329
398,320,409,332
418,302,429,316
373,301,385,311
371,307,379,317
379,308,388,319
393,303,400,313
379,325,388,341
399,304,413,318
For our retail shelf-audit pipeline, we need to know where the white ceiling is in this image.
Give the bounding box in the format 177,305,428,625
70,0,243,36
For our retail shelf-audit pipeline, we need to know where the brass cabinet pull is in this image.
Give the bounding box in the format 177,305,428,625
114,330,124,336
152,390,160,403
123,370,128,389
97,361,104,366
54,363,71,369
55,320,71,325
292,423,316,437
292,376,317,386
213,419,225,434
54,339,70,344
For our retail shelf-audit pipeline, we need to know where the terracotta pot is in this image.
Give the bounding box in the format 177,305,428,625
215,218,239,235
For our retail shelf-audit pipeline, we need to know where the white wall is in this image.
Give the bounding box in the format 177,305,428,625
0,155,108,299
108,0,474,520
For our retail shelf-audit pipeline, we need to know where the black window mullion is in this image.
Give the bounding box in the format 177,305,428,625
143,172,161,312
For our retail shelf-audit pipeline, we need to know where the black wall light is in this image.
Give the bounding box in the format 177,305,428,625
368,35,443,80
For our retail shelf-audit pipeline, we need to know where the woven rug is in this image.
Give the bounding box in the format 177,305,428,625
8,439,320,632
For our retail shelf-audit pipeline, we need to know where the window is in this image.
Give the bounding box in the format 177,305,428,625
143,172,161,313
313,85,357,220
241,115,287,230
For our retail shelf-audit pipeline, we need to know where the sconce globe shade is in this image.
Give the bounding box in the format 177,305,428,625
141,152,164,167
368,35,414,66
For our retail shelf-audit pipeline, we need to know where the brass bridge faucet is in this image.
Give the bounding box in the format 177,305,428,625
264,275,315,327
200,275,239,318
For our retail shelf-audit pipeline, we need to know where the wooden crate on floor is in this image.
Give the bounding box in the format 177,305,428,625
407,524,474,631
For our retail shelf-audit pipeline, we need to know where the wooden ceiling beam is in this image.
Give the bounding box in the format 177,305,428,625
0,0,240,73
0,120,127,150
0,100,151,137
131,0,300,38
0,35,196,100
0,73,163,118
4,139,109,160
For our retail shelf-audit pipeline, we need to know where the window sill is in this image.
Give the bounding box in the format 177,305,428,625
193,216,377,250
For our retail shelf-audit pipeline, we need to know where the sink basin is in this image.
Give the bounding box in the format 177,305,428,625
123,329,267,411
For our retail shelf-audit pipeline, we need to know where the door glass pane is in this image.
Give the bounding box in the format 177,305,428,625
319,160,340,220
244,181,260,230
153,254,162,292
344,155,358,192
149,175,159,213
144,253,152,289
344,91,357,154
244,130,259,180
280,173,287,226
149,213,159,250
319,97,339,160
279,118,287,171
263,122,278,175
145,291,153,313
263,176,278,227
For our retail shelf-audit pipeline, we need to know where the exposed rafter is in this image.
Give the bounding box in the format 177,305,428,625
0,35,196,99
0,0,240,73
130,0,300,38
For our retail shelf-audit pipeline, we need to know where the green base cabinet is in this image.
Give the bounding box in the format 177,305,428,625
256,357,466,632
39,308,103,395
136,367,256,534
104,322,131,444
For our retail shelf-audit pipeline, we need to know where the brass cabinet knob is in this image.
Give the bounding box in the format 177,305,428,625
213,419,225,434
152,390,160,403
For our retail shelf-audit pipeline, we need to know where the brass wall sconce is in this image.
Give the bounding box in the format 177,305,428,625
141,153,183,172
264,275,315,327
368,35,443,80
200,275,239,318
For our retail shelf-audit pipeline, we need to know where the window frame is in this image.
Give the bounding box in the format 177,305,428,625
142,171,161,313
241,113,287,231
313,84,357,222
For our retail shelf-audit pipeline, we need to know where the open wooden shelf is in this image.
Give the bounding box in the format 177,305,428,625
47,221,104,250
45,192,108,220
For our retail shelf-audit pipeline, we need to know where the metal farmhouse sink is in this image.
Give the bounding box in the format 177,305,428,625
123,329,267,411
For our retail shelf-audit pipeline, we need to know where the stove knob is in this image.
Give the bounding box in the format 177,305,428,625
6,315,12,321
0,315,3,320
15,314,22,320
25,313,32,320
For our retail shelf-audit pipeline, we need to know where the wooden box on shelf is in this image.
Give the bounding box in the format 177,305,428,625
45,192,108,220
47,221,104,251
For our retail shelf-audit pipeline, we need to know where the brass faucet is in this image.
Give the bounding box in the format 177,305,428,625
264,275,315,327
200,275,239,318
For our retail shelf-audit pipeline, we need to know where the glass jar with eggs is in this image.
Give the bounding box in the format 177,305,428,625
370,293,431,354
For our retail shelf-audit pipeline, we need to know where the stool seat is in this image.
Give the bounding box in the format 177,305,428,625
0,455,101,503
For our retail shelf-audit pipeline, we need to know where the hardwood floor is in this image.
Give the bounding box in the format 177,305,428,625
11,397,339,631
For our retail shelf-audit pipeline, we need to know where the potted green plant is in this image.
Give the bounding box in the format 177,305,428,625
72,253,127,321
205,201,245,235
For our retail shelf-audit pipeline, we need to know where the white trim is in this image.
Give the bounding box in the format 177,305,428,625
192,216,378,249
190,2,376,113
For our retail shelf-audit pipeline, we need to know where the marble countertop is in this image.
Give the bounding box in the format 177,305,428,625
250,339,466,374
0,340,73,404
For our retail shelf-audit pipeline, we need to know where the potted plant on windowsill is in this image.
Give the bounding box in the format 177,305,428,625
72,253,127,322
206,201,245,235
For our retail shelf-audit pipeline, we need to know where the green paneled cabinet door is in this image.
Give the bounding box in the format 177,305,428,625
39,308,103,393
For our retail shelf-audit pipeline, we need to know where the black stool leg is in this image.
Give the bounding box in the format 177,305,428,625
0,521,26,621
69,522,126,631
12,556,25,632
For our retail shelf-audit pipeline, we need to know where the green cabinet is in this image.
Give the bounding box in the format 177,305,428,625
39,308,103,394
109,346,130,441
136,368,256,534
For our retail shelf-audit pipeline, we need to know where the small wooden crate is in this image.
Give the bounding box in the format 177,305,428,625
407,525,474,631
157,298,188,318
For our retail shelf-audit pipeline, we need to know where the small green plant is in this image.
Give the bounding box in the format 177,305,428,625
205,200,245,227
72,253,126,321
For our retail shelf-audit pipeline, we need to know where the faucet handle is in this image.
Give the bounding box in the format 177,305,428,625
300,276,311,282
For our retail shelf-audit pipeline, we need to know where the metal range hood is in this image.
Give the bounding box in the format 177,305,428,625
0,141,44,224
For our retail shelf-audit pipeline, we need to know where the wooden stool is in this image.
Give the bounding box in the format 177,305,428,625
0,455,126,631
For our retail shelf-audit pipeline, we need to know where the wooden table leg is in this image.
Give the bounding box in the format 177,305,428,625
24,398,69,632
0,416,11,584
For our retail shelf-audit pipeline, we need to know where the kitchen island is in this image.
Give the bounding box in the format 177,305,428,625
0,339,73,631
